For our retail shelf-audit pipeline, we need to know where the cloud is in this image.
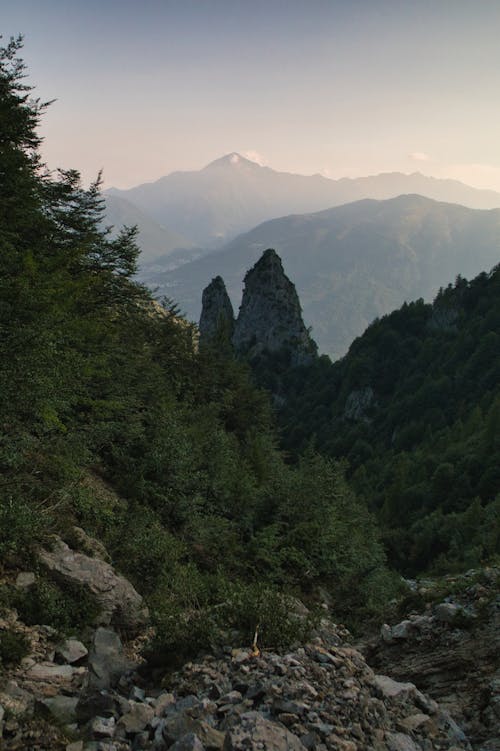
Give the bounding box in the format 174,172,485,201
242,150,268,166
409,151,430,162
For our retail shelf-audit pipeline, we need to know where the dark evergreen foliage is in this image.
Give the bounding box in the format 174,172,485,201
273,266,500,574
0,39,393,655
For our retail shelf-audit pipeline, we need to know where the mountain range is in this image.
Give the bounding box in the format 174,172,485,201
105,153,500,259
144,194,500,359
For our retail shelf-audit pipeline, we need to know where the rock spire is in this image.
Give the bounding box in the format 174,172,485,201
232,249,317,364
198,275,235,347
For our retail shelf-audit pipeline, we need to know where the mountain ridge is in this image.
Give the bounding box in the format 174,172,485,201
143,193,500,358
105,154,500,255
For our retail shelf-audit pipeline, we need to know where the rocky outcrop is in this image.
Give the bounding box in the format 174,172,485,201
0,611,472,751
38,536,149,635
365,568,500,751
232,249,317,364
199,276,235,347
344,386,375,421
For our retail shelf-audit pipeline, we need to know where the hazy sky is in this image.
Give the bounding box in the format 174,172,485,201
3,0,500,190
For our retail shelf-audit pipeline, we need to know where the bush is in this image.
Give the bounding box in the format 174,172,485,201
0,629,30,667
0,497,43,558
11,577,100,635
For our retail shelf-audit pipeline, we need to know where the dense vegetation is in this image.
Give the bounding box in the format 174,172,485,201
0,38,395,660
269,268,500,575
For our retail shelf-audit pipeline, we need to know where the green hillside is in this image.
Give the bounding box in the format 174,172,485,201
273,266,500,574
0,38,393,660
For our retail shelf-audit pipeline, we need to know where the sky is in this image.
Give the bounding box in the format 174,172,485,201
2,0,500,191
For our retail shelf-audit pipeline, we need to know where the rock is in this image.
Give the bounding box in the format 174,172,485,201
399,714,433,732
38,695,79,724
116,701,154,734
374,675,417,702
0,680,35,717
169,734,206,751
162,715,225,749
392,620,413,640
199,276,235,347
27,662,75,683
86,627,136,691
344,386,374,422
15,571,36,588
232,249,317,365
56,637,89,664
381,623,393,643
154,692,176,716
218,691,242,705
90,715,116,738
66,742,84,751
129,686,146,702
38,535,149,634
435,603,462,623
76,689,116,723
0,703,4,734
386,731,422,751
223,711,307,750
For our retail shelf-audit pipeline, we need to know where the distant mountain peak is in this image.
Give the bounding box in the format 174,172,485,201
204,152,262,170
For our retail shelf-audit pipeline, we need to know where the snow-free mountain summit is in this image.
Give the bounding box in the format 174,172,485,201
106,153,500,258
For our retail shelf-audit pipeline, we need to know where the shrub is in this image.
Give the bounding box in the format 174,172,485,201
0,629,30,667
11,576,100,635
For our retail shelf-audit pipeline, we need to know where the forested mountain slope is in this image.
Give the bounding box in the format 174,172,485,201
0,37,393,668
153,195,500,358
271,265,500,574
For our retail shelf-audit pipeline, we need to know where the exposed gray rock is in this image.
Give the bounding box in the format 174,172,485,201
374,674,418,702
435,602,462,623
90,714,116,738
56,638,89,664
38,535,149,634
391,619,414,640
199,276,235,347
116,701,154,734
344,386,375,421
15,571,36,588
86,628,135,691
223,711,307,750
386,731,422,751
169,734,206,751
366,568,500,750
232,249,317,365
0,680,35,717
38,695,79,724
26,662,75,684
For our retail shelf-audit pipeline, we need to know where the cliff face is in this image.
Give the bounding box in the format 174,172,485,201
198,275,235,347
231,249,317,364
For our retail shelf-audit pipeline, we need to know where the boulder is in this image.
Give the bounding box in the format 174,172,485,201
56,637,88,664
385,731,422,751
223,711,307,750
38,535,148,634
169,734,206,751
435,602,462,623
15,571,36,588
116,701,154,734
86,628,136,691
38,695,79,724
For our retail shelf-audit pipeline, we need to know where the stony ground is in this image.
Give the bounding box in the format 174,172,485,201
1,534,496,751
364,568,500,751
0,611,472,751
